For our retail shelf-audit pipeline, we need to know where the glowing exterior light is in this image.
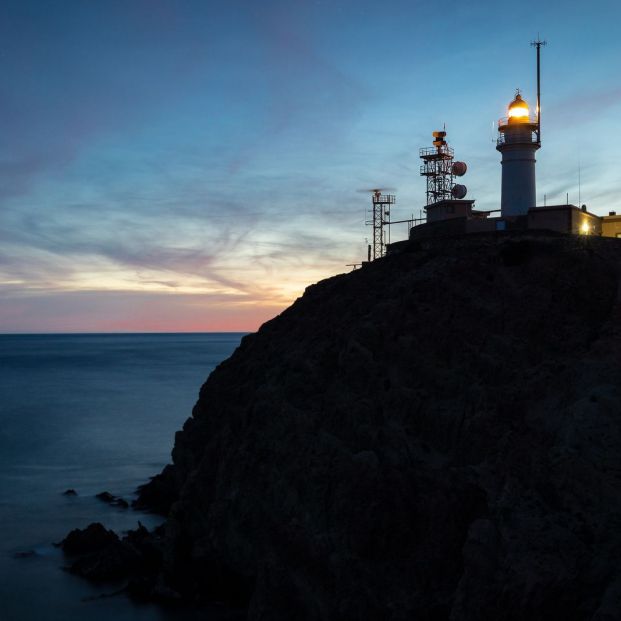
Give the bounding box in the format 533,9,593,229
581,221,590,234
507,93,530,122
509,106,529,119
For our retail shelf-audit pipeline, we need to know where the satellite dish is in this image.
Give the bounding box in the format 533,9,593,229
452,161,467,177
452,184,467,199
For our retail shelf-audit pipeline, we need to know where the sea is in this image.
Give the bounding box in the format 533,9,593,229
0,333,245,621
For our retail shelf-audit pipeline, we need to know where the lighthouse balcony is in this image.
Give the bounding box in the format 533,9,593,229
497,115,538,130
496,132,538,147
496,123,539,146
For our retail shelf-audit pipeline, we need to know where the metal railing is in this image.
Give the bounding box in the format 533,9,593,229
419,146,454,159
372,194,395,204
497,115,538,128
496,130,538,146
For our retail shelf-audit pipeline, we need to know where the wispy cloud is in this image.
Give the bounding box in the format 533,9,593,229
225,2,369,174
2,1,621,331
546,86,621,127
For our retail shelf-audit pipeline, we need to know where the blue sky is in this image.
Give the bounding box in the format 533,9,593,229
1,0,620,331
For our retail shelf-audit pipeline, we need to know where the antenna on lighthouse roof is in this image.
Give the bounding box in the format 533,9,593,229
531,36,547,146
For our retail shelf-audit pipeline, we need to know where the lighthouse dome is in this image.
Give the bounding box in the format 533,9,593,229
508,92,530,121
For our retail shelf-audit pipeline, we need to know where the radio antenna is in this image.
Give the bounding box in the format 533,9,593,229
531,36,547,146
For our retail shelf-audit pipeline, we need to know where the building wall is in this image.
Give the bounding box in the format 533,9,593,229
527,206,601,236
426,200,474,223
602,216,621,238
407,204,619,242
410,217,467,240
465,218,497,233
570,209,602,236
527,207,571,233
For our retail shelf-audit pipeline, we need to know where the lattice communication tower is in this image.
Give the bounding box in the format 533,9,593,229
366,190,395,260
420,130,454,205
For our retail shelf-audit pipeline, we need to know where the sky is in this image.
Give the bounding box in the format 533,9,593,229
1,0,621,332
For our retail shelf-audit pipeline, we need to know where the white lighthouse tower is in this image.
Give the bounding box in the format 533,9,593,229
496,39,546,218
496,91,540,217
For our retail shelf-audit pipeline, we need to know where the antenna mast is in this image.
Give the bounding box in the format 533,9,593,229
364,190,395,260
531,36,546,146
419,131,454,205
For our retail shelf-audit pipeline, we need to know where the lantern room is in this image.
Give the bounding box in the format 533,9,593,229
507,92,530,122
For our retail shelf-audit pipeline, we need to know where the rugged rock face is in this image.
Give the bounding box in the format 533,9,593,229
83,232,621,619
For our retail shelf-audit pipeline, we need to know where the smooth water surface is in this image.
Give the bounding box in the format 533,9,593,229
0,333,244,620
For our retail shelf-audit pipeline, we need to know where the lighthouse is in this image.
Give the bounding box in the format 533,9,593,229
496,91,540,217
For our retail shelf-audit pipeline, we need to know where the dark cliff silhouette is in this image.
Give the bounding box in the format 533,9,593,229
62,231,621,620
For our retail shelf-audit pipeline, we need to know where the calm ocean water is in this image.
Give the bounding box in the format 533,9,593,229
0,333,244,621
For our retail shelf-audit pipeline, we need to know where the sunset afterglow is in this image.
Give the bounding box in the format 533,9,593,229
2,0,620,332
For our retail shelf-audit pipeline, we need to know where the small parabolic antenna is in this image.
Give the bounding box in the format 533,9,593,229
451,160,468,198
452,161,467,176
452,184,467,199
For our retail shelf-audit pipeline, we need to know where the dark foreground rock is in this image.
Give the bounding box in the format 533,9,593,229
132,465,180,515
71,232,621,619
61,522,119,555
96,491,129,508
59,522,162,584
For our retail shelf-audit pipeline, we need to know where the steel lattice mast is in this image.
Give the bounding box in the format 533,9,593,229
419,131,454,205
368,190,395,260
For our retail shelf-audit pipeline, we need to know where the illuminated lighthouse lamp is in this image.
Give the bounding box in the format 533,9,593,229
507,92,532,122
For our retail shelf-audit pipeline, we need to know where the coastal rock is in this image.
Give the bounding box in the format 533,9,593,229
60,523,120,556
86,233,621,618
96,491,129,508
133,465,181,515
67,541,138,582
60,522,165,583
62,489,78,496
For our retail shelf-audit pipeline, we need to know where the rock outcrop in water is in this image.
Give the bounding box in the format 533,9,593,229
68,232,621,620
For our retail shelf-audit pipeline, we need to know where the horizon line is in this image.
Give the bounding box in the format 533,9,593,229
0,330,253,336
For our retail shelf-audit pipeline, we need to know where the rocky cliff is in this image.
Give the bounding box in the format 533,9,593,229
68,232,621,620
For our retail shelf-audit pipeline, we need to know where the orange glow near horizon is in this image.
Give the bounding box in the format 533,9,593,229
0,288,293,333
0,244,349,332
